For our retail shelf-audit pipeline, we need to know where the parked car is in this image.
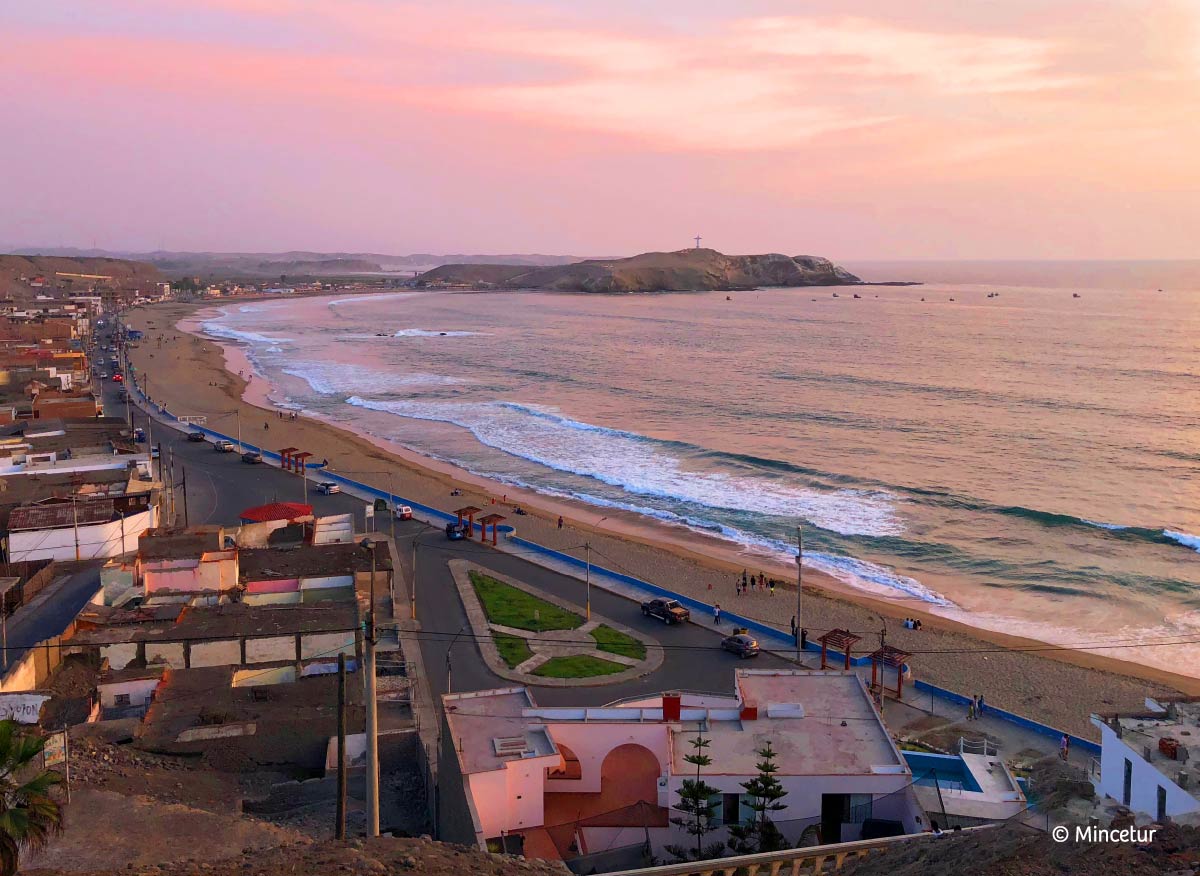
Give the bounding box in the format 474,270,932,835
213,439,235,452
315,481,341,495
395,505,413,520
641,598,690,624
186,431,206,442
445,522,466,540
721,632,760,658
241,451,263,464
133,427,145,442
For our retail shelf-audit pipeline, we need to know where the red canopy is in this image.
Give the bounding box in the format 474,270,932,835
239,502,313,523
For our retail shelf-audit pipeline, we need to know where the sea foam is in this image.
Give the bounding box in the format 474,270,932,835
1164,530,1200,553
344,396,904,538
283,361,466,395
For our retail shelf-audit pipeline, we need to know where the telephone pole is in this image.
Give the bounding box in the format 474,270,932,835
362,540,380,837
795,526,803,662
585,543,592,621
336,651,347,840
181,466,189,528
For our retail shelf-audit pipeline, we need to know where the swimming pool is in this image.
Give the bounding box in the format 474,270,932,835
903,751,983,793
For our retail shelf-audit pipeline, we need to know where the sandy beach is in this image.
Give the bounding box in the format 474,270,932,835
122,300,1200,738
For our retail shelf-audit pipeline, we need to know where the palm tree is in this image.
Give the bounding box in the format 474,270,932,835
0,719,64,876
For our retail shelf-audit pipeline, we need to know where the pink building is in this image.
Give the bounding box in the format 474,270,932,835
440,670,925,870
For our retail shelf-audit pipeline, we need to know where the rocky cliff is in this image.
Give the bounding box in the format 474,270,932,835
417,248,861,293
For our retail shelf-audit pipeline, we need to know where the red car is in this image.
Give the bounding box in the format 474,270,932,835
112,373,124,383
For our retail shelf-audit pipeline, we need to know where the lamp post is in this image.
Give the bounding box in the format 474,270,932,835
445,624,468,694
359,538,380,837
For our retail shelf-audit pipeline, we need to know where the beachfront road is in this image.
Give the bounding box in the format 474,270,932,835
109,372,790,705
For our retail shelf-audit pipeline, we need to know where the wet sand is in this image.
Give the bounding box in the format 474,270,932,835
123,301,1200,738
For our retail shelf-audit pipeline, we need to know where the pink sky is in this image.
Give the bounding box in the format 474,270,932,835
3,0,1198,258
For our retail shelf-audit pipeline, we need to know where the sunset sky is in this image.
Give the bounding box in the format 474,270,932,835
4,0,1199,258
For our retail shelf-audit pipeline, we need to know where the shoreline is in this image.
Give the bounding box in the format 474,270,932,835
123,300,1200,737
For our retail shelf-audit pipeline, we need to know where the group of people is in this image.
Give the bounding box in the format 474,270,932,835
966,693,987,720
903,617,923,630
736,570,776,596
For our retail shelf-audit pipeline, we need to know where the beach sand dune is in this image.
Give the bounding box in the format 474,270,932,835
123,301,1197,738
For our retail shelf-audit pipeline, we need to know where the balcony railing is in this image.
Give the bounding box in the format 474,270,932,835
608,826,995,876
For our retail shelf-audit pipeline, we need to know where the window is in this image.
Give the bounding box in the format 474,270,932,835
846,794,874,824
1122,759,1133,806
114,693,131,707
1157,786,1167,822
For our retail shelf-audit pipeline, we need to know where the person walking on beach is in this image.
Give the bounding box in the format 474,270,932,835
742,569,749,589
557,515,564,529
713,603,722,625
790,616,797,641
978,694,986,716
800,627,808,651
1059,733,1070,761
769,579,776,596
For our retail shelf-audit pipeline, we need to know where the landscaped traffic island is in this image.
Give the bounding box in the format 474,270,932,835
452,562,663,686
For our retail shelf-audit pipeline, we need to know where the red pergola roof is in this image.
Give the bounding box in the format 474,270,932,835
239,502,313,523
818,629,862,651
869,645,912,667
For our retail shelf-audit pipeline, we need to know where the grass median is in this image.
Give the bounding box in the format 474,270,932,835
589,624,647,660
470,571,583,633
494,633,533,668
532,655,626,679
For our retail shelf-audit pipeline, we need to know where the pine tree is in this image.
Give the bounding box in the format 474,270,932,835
726,742,789,854
665,733,722,862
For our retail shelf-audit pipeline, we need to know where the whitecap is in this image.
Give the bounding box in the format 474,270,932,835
283,362,466,395
343,396,904,538
1164,530,1200,553
393,328,486,337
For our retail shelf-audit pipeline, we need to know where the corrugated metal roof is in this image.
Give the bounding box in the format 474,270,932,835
239,502,313,523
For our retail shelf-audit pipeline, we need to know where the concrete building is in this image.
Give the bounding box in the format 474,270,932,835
440,670,926,867
7,494,157,562
1091,699,1200,822
97,664,166,719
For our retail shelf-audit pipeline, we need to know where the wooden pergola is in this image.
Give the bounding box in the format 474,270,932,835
279,447,299,471
818,628,862,670
479,512,507,546
292,451,313,473
870,645,913,701
454,505,482,538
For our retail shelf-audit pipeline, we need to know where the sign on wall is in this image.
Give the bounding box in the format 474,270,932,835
0,693,50,724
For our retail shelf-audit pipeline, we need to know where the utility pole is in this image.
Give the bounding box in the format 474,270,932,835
181,467,189,528
72,497,80,561
795,526,803,661
336,651,347,840
362,541,380,837
236,408,243,454
585,543,592,621
410,536,417,622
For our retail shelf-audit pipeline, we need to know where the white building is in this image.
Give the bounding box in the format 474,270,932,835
7,496,157,562
1090,699,1200,822
440,670,926,868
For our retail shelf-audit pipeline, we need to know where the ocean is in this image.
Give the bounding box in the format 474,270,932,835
199,261,1200,677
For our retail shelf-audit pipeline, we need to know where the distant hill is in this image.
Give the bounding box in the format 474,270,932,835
0,254,161,296
12,248,586,279
417,248,862,293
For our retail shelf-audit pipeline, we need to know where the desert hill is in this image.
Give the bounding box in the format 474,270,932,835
416,248,862,293
0,254,161,296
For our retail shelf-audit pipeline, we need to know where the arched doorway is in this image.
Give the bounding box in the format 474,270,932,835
599,743,661,806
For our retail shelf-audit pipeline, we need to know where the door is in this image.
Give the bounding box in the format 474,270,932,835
1122,759,1132,806
820,794,847,844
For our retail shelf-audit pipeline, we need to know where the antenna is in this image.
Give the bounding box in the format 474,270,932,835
693,235,702,249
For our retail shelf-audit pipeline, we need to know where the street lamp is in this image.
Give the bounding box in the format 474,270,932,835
445,624,469,694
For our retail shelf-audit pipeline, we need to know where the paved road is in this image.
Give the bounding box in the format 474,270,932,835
103,333,787,707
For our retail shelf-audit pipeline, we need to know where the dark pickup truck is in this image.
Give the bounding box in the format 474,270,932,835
641,598,690,625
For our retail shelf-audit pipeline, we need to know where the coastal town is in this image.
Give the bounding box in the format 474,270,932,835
0,260,1195,875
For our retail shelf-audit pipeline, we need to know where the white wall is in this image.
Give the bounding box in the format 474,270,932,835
101,642,138,670
145,642,185,666
245,635,296,664
99,678,159,709
544,723,670,794
9,507,156,562
1096,722,1199,818
300,630,356,661
189,639,242,668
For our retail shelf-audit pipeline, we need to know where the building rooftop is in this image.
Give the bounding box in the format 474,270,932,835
444,688,558,775
1100,700,1200,790
239,541,393,581
99,664,167,685
138,526,227,559
7,493,151,531
69,602,359,646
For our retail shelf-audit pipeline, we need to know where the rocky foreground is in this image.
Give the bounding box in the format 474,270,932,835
417,247,863,293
